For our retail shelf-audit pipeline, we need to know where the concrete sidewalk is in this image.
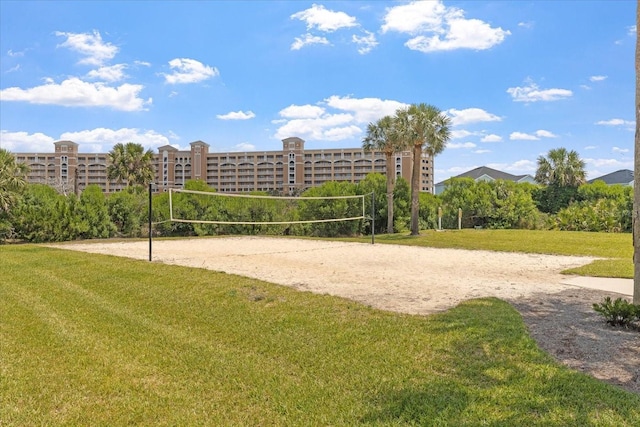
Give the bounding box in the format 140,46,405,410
561,276,633,296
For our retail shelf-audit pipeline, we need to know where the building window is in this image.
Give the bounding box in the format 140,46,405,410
60,155,68,181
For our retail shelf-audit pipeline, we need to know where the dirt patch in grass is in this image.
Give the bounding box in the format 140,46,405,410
511,288,639,394
51,236,640,394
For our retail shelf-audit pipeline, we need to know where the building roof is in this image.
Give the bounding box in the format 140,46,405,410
436,166,533,185
588,169,633,185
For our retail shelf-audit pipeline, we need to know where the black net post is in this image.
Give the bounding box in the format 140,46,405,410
148,183,153,262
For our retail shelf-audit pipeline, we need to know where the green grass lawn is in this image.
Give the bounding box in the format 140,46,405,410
1,244,639,426
345,229,634,278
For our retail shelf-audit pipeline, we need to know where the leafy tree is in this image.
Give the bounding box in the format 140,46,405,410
355,172,387,234
532,185,579,214
78,185,115,239
578,180,631,203
362,115,404,234
418,191,440,230
439,178,492,228
488,180,540,229
11,184,68,242
0,148,29,215
553,199,630,232
107,187,148,237
534,147,586,214
439,178,541,230
393,177,411,231
107,142,155,187
298,181,362,237
395,104,451,235
549,181,634,232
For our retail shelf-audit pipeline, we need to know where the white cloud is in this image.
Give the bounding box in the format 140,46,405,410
535,129,557,138
163,58,219,84
322,125,363,141
352,31,378,54
291,4,357,32
55,30,118,66
487,159,536,173
382,0,448,34
447,108,502,126
279,104,325,119
584,145,597,150
450,130,476,140
589,75,607,82
382,1,510,52
596,118,635,126
509,132,539,141
518,21,534,29
273,96,407,142
7,64,20,73
324,95,407,124
612,146,629,153
580,84,591,90
7,49,26,57
134,60,151,67
474,149,491,154
481,134,502,142
275,118,360,141
0,128,177,153
291,33,330,50
406,17,511,53
507,81,572,102
629,25,637,36
60,127,172,151
448,142,476,149
231,142,257,152
0,130,55,152
86,64,127,82
216,110,256,120
0,77,150,111
584,157,633,169
273,112,358,141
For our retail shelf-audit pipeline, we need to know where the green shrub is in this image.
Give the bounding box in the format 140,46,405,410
592,297,640,328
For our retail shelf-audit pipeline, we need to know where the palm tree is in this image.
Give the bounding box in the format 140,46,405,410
633,4,639,304
107,142,155,187
535,147,586,187
0,148,29,214
396,103,451,235
362,115,404,233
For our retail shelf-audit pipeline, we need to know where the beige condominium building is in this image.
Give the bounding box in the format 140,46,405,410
13,137,435,194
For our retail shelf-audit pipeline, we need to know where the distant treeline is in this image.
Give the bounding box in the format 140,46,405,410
0,173,632,243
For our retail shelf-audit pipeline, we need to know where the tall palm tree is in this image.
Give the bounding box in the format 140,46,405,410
396,103,451,235
362,115,404,233
107,142,155,187
535,147,586,187
0,148,29,214
633,2,639,304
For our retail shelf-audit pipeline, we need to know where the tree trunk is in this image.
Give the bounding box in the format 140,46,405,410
634,1,640,304
385,152,395,234
410,143,421,235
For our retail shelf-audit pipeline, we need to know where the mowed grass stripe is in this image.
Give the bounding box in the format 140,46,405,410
1,245,639,426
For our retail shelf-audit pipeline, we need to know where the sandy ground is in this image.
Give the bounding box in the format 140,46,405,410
50,236,639,394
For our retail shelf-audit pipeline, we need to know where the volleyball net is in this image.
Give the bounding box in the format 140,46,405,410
167,188,370,230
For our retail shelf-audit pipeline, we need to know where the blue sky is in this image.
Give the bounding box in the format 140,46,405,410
0,0,636,183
